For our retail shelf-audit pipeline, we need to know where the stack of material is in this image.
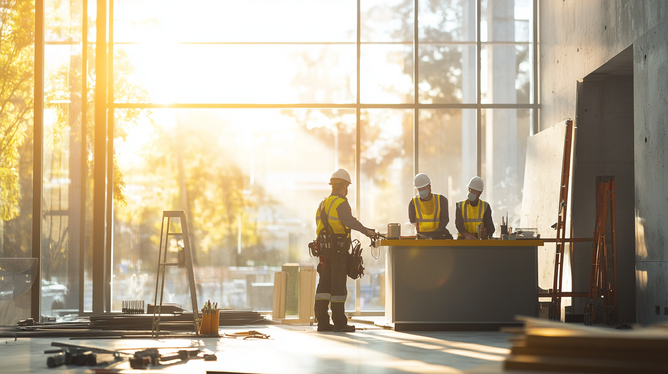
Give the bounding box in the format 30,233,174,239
504,317,668,373
0,310,270,338
90,310,268,330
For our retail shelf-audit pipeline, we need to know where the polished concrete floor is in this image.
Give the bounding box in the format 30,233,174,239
0,321,536,374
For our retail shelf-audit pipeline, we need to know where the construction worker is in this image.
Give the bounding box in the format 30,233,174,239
456,176,495,239
314,168,376,332
408,173,453,239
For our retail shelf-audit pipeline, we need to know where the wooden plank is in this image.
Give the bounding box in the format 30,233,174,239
298,268,316,323
505,354,668,373
272,271,287,320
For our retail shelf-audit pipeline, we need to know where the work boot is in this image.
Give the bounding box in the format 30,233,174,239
332,324,355,333
317,323,333,332
314,299,331,328
330,301,348,326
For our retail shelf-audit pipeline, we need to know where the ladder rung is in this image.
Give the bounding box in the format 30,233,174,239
167,232,183,235
159,263,180,267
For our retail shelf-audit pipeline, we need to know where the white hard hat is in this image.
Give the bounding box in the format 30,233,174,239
414,173,431,189
467,176,484,192
330,168,352,184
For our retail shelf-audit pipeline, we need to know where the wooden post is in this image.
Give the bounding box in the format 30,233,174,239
298,267,316,323
272,271,287,320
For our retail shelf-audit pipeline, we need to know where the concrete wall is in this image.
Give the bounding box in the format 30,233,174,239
540,0,668,325
571,76,635,324
540,1,668,130
634,22,668,325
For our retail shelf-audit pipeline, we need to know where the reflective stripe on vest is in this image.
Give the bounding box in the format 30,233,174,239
413,194,441,233
458,199,487,236
315,196,348,236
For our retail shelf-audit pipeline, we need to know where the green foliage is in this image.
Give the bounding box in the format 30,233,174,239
0,0,35,221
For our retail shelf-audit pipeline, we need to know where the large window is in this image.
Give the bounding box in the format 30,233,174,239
7,0,536,321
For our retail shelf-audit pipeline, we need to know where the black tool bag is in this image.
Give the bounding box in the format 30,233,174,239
347,240,365,280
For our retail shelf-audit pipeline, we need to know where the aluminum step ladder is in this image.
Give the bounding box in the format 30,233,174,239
152,211,199,337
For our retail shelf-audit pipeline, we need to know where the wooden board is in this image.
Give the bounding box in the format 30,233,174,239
519,121,572,292
504,317,668,373
272,271,287,320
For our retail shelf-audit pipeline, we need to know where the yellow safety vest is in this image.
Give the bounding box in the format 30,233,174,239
457,199,487,238
315,196,350,237
413,194,442,233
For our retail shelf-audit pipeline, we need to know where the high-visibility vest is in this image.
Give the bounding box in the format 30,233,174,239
316,196,350,237
457,199,487,238
413,194,442,233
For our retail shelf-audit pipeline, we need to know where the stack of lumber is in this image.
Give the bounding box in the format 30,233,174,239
504,317,668,373
0,310,270,338
90,310,267,330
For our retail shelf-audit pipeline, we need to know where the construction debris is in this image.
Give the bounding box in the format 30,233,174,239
222,330,271,340
44,342,217,370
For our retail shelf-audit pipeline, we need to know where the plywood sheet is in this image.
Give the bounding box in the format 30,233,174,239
520,121,570,290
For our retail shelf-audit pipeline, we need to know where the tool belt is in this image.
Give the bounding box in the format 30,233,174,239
347,239,365,280
309,232,351,257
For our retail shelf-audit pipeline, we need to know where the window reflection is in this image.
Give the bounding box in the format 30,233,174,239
359,109,413,311
481,109,531,229
419,109,476,234
112,109,355,311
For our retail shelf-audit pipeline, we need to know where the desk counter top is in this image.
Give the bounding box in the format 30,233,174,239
379,239,544,247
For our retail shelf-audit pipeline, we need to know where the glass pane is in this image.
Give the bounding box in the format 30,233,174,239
359,109,414,312
46,0,83,42
482,0,532,42
113,44,357,104
481,44,531,104
419,44,476,104
361,0,413,43
418,109,476,235
480,109,531,231
41,44,85,320
418,0,476,42
83,42,94,313
112,108,355,312
361,44,414,104
114,0,356,43
0,0,35,325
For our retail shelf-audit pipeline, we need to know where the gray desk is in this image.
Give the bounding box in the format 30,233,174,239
381,239,542,331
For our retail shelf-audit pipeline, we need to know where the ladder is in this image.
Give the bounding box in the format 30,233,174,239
152,211,199,337
583,176,618,325
549,120,574,321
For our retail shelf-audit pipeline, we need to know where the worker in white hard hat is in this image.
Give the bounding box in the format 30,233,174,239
314,168,376,333
408,173,453,239
455,176,495,239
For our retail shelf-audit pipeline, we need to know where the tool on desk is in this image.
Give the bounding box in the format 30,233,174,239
387,223,400,239
501,214,508,236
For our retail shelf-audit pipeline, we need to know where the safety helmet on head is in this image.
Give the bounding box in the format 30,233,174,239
467,176,484,192
414,173,431,189
330,168,352,185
